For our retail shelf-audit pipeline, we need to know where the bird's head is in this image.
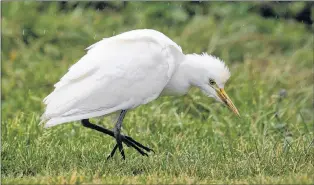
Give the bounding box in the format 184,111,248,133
185,53,240,116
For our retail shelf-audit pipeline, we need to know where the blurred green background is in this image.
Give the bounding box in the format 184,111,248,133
1,1,313,184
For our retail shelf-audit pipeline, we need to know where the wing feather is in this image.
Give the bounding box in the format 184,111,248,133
86,29,182,53
42,29,183,127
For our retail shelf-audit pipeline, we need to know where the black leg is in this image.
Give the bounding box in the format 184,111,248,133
113,110,127,160
81,115,154,160
82,119,114,137
106,144,118,160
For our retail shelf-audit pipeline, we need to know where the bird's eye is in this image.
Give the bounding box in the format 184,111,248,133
209,79,216,86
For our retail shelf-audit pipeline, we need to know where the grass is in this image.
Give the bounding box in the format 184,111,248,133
1,2,314,184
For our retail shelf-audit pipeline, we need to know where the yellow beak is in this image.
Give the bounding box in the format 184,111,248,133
216,88,240,117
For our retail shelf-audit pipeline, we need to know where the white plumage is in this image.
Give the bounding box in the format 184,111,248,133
41,29,238,128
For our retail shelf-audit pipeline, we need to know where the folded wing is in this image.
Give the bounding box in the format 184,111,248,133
41,29,183,127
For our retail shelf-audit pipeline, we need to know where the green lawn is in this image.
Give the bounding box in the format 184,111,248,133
1,2,314,184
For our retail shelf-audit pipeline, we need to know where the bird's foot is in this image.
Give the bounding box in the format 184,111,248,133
107,134,154,160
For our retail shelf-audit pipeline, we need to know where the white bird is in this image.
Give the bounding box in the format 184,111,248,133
41,29,239,159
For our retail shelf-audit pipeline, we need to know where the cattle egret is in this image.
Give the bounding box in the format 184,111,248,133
41,29,239,160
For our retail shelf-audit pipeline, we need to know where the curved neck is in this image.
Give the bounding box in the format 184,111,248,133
162,53,230,96
161,55,194,96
